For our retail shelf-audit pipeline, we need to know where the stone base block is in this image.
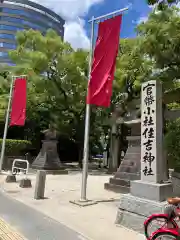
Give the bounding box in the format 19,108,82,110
19,178,32,188
45,169,68,175
131,180,173,202
104,182,129,193
171,171,180,196
104,177,130,193
116,194,167,233
70,200,97,207
5,174,16,183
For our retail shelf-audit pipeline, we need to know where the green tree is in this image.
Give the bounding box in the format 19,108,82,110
107,37,153,123
137,6,180,90
114,38,153,97
0,68,11,122
6,29,105,163
147,0,179,10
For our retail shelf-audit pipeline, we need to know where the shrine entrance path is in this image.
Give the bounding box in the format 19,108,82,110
0,191,86,240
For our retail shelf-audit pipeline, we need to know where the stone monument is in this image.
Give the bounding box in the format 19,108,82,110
105,87,180,193
32,124,66,172
105,105,141,192
116,80,173,233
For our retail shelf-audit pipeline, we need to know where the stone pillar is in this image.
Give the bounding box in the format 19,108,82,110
108,122,119,172
34,170,46,200
141,80,167,183
116,80,173,233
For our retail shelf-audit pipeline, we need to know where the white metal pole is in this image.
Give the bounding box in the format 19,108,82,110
80,7,129,201
88,7,128,22
0,76,15,171
80,16,95,201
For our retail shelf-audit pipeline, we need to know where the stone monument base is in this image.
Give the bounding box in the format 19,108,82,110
6,174,16,183
116,180,173,233
131,180,173,202
171,171,180,196
45,169,68,175
19,178,32,188
104,136,141,193
31,140,65,171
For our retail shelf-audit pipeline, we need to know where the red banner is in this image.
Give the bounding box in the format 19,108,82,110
10,77,27,126
86,15,122,107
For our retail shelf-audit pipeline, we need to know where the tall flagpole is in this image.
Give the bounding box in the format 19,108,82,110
0,75,27,172
0,76,15,171
81,16,95,201
80,7,128,201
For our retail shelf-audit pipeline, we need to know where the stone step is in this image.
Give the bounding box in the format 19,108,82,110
104,183,130,193
124,150,141,154
109,178,130,187
118,166,139,173
114,172,140,180
120,160,136,166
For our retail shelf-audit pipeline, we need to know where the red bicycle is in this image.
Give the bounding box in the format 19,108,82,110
144,197,180,239
150,228,179,240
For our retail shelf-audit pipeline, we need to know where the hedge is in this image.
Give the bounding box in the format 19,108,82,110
0,139,31,156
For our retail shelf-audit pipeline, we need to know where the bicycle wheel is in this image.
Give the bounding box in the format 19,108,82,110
144,215,177,239
151,231,178,240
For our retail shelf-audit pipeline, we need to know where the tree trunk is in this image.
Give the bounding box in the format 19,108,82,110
163,103,169,179
78,144,83,169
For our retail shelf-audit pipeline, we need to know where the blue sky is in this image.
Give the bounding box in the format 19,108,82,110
84,0,151,39
32,0,152,49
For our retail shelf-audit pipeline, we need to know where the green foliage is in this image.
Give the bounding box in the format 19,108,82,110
0,139,31,156
7,30,87,138
168,102,180,109
165,119,180,170
0,68,11,121
114,38,153,95
1,29,103,157
1,13,180,162
137,6,180,90
147,0,179,10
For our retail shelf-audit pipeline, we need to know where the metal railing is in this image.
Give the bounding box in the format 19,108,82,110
12,159,29,176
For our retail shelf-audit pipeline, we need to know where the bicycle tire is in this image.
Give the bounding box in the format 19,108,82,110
151,231,178,240
144,215,177,239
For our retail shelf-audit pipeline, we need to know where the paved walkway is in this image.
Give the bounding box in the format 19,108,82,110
0,216,25,240
0,172,145,240
0,191,88,240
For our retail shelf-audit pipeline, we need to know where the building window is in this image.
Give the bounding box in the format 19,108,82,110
0,52,9,57
1,16,48,31
7,62,15,66
1,16,23,24
0,24,23,31
2,7,45,21
0,42,16,49
22,20,45,31
0,14,62,33
0,33,15,39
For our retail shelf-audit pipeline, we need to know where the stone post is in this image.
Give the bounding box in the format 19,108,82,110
116,80,173,233
34,170,46,200
108,110,121,173
108,122,119,172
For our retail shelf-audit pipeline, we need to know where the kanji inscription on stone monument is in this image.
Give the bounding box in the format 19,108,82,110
141,80,164,183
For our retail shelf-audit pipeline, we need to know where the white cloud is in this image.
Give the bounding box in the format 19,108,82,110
31,0,104,49
137,16,148,24
64,21,90,49
177,2,180,7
